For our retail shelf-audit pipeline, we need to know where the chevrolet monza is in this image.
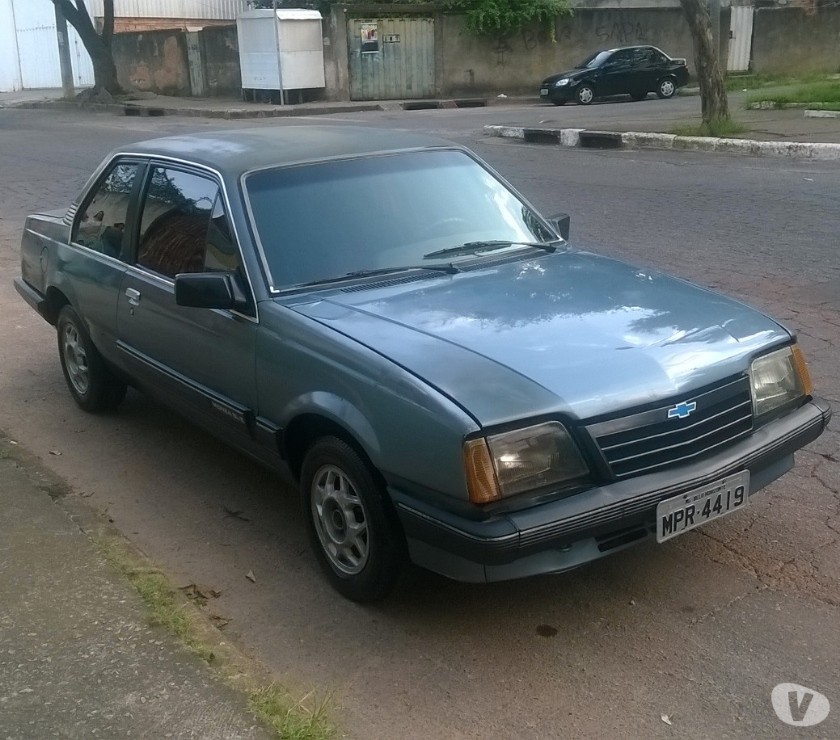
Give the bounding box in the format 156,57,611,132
15,127,831,601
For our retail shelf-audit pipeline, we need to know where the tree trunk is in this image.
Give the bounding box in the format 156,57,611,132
51,0,123,96
679,0,729,123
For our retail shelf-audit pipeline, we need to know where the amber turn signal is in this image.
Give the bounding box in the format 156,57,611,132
463,438,501,504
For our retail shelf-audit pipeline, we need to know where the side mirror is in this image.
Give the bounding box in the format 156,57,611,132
175,272,247,310
548,212,570,241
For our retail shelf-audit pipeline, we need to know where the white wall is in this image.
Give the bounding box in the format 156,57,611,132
0,0,94,92
0,0,22,91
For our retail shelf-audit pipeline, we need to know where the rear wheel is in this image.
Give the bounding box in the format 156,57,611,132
657,78,676,99
57,305,126,413
576,84,595,105
301,437,404,602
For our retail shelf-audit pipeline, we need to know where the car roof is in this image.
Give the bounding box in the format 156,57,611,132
119,125,458,179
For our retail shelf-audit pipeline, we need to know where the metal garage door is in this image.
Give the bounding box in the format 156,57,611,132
348,17,435,100
727,6,754,72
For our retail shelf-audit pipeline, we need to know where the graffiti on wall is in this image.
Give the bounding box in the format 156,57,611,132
595,22,651,45
521,25,571,51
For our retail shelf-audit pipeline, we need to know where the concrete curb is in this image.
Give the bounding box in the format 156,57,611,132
10,98,387,119
484,124,840,160
805,109,840,118
7,96,491,119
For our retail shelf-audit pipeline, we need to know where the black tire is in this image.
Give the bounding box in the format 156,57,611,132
656,78,677,99
301,436,404,602
56,305,127,413
576,84,595,105
551,98,566,106
630,92,647,101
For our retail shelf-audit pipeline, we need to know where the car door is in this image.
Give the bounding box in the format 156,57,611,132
597,49,633,96
633,47,658,93
115,163,258,447
66,159,144,367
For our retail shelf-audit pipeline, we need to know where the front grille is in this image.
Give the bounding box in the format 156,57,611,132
587,376,754,481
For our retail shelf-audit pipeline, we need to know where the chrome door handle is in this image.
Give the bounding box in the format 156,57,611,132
125,288,141,306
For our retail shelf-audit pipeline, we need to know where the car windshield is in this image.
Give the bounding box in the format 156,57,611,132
244,150,557,289
576,51,612,69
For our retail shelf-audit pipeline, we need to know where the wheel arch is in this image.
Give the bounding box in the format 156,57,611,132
282,405,381,484
43,286,71,325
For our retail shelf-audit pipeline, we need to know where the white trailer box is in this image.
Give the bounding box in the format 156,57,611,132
237,9,325,93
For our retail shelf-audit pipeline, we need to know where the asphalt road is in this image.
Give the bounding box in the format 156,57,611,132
1,106,838,739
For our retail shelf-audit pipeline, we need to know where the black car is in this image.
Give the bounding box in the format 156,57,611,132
539,45,690,106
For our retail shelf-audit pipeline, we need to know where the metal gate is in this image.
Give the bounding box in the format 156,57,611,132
348,17,435,100
727,6,754,72
0,0,94,92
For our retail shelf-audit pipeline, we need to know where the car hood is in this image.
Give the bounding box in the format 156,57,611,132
541,69,587,85
289,251,790,427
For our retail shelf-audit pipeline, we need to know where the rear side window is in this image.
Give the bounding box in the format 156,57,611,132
73,162,138,259
136,167,240,279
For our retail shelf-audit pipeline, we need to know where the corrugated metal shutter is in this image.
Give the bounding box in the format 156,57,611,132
88,0,248,20
727,6,754,72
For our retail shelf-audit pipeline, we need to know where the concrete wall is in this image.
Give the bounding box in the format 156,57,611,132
752,8,840,75
439,9,698,96
199,25,241,95
113,31,191,95
113,26,241,96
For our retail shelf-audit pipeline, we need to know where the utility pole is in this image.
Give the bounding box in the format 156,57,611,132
53,1,75,99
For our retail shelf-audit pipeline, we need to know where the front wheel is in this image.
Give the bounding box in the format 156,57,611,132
57,305,127,412
576,84,595,105
301,437,404,602
657,78,676,99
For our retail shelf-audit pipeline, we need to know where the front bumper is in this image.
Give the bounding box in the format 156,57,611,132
539,84,573,103
391,398,832,583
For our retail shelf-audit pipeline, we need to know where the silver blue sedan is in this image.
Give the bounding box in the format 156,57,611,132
15,126,831,600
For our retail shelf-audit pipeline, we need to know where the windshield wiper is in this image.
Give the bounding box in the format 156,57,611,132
296,263,459,289
423,240,561,260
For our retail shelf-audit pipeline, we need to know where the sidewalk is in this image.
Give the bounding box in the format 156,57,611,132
0,435,274,739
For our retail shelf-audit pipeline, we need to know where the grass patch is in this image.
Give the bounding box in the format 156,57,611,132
745,80,840,108
670,119,748,137
250,686,336,740
97,537,336,739
725,72,837,92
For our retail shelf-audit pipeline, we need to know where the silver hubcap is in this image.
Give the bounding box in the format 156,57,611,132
579,87,593,104
661,80,674,97
311,465,369,575
62,323,90,395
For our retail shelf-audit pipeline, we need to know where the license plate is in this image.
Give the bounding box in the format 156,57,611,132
540,88,549,96
656,471,749,543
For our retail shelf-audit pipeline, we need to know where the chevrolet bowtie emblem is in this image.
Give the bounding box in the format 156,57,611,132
668,401,697,419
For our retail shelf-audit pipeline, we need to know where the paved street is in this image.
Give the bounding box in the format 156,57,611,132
1,105,838,738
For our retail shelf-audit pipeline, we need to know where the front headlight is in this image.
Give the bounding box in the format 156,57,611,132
750,345,813,419
555,78,570,87
463,422,589,504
